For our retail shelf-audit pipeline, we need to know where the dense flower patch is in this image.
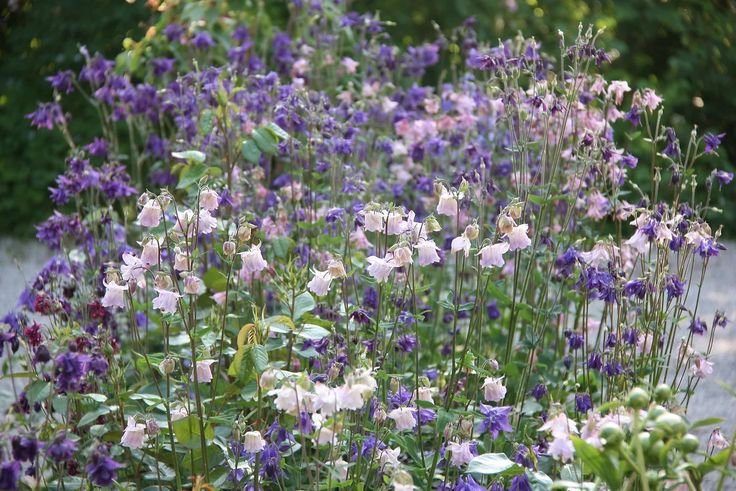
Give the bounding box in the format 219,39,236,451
3,1,735,489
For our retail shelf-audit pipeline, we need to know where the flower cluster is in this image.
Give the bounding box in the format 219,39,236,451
3,1,733,490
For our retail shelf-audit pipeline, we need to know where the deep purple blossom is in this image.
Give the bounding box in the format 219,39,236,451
85,446,123,487
478,404,513,439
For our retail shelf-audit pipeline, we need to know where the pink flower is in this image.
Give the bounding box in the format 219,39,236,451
174,247,190,272
482,376,507,402
478,242,509,268
240,244,268,274
362,210,384,232
120,417,146,449
690,356,714,379
140,240,160,266
641,89,663,111
451,234,471,257
386,211,406,235
196,209,218,235
101,281,128,309
625,229,650,255
199,189,219,211
341,57,359,74
211,291,227,305
549,435,575,461
437,186,458,216
506,224,531,251
350,227,373,249
392,245,413,267
415,239,440,266
446,441,475,467
539,413,578,438
388,407,416,431
152,289,181,314
607,81,631,105
138,200,162,228
192,359,216,383
308,269,333,297
184,275,202,295
366,255,395,283
243,431,266,453
120,253,146,287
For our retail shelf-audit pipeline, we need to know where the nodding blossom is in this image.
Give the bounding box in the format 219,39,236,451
451,234,471,257
199,189,219,211
101,281,128,309
478,242,510,268
415,239,441,266
137,199,163,228
243,431,266,453
308,269,333,297
388,406,417,431
152,288,181,314
120,417,146,449
437,185,459,216
506,223,531,251
446,441,476,467
240,243,268,274
689,355,714,379
192,359,216,383
482,376,507,402
366,255,396,283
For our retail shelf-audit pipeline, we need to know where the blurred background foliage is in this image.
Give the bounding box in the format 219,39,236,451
1,0,734,236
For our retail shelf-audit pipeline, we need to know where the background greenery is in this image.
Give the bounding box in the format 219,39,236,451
1,0,734,236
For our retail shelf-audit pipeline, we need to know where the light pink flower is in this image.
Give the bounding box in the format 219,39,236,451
184,275,202,295
625,229,650,255
120,416,146,449
140,240,160,266
607,80,631,105
478,242,509,268
120,253,146,287
362,210,384,233
197,209,217,235
451,234,471,257
152,288,181,314
341,57,359,74
437,187,458,217
243,431,266,453
549,435,575,461
482,376,507,402
392,245,413,267
415,239,440,266
690,356,714,379
388,407,416,431
506,224,531,251
366,255,395,283
101,281,128,309
308,269,333,297
446,441,475,467
240,244,268,274
138,200,162,228
199,189,220,211
174,247,190,271
192,359,216,383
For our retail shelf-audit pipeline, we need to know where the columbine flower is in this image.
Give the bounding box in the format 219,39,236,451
446,441,476,467
392,245,413,267
183,275,202,295
192,359,216,383
607,80,631,105
478,404,513,439
415,239,441,266
243,431,266,453
138,200,162,228
388,406,417,431
539,413,578,438
478,242,510,268
101,281,127,309
140,240,160,266
85,446,123,488
341,57,359,74
482,376,507,402
704,132,725,154
366,255,395,283
120,417,146,449
437,186,459,216
199,189,219,211
46,434,77,463
451,234,471,257
308,269,333,297
327,259,347,278
362,209,385,232
120,253,146,287
152,289,181,314
709,428,730,450
240,244,268,274
548,435,575,461
689,356,714,379
506,224,531,251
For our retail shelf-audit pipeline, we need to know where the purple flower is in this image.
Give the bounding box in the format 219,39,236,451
151,58,175,77
54,351,89,392
26,102,65,130
258,444,283,479
697,238,721,258
46,434,77,463
531,383,547,400
704,132,725,154
0,461,20,491
478,404,513,439
396,334,417,353
666,275,685,301
663,127,680,158
486,300,501,320
85,137,109,159
46,70,74,93
575,393,593,413
587,351,602,370
191,31,215,50
509,473,532,491
690,318,707,336
163,23,184,42
85,446,123,487
11,436,39,462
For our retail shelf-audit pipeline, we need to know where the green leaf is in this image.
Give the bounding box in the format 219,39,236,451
265,122,290,141
250,345,269,373
252,127,278,155
26,381,51,404
570,436,621,489
78,406,112,427
466,453,524,477
690,417,724,429
172,415,215,449
177,162,209,189
198,109,214,135
171,150,206,163
527,470,553,491
203,268,228,292
241,139,262,163
293,291,316,320
298,324,331,340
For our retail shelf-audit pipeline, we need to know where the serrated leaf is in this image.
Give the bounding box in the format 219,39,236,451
466,453,524,476
250,345,268,373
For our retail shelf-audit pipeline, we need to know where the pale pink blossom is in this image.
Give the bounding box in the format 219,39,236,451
366,255,395,283
625,229,650,255
199,189,219,211
709,428,730,450
446,441,475,467
451,234,471,257
549,435,575,461
388,407,417,431
341,57,359,74
152,288,181,314
690,356,714,379
506,224,531,251
482,376,507,402
437,187,459,216
362,210,385,232
120,253,146,287
184,275,202,295
415,239,441,266
350,227,373,249
102,281,128,309
386,211,406,235
308,269,333,297
539,413,578,438
240,244,268,274
140,240,160,266
607,81,631,105
243,431,266,453
192,359,216,383
197,209,217,235
138,200,162,228
478,242,509,268
392,245,413,267
174,247,190,271
120,417,146,449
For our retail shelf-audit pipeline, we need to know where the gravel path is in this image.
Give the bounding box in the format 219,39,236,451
1,237,734,487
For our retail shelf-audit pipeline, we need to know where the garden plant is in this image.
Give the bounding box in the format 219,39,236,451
2,1,735,489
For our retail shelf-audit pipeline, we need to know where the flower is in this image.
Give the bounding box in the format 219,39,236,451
415,239,441,266
437,186,459,216
11,436,39,462
200,189,220,211
101,281,128,309
446,441,476,467
704,132,725,154
392,245,413,267
0,461,20,491
120,417,146,449
478,404,513,439
184,275,202,295
46,434,77,463
308,269,333,297
549,435,575,461
240,244,268,274
388,406,417,431
192,359,216,383
539,413,578,438
689,356,714,378
120,253,146,287
138,200,163,228
152,289,181,314
506,224,531,251
482,376,507,402
708,428,730,450
478,243,510,268
366,255,395,283
85,446,123,487
243,431,266,453
451,234,471,257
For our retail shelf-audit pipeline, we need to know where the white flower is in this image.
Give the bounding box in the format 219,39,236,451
362,210,385,232
101,281,128,309
415,239,441,266
386,211,406,235
308,269,333,297
152,288,181,314
197,209,218,235
273,383,313,416
240,244,268,274
199,189,219,211
170,406,188,421
446,441,475,467
392,245,413,267
478,242,509,268
314,383,339,416
138,200,162,228
315,426,335,445
549,435,575,461
378,447,401,469
184,275,202,295
191,359,216,383
690,356,714,379
388,407,417,431
120,416,146,449
451,234,471,257
243,431,266,453
366,255,395,283
506,224,531,251
336,384,365,411
415,386,434,403
140,240,160,266
327,259,346,278
174,247,190,271
331,458,349,481
539,413,578,438
482,376,507,402
437,186,458,216
625,229,650,255
120,253,146,287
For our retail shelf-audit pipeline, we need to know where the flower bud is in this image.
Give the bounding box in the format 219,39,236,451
223,240,236,257
424,216,442,233
159,357,175,375
327,259,346,279
459,418,474,438
509,203,523,220
238,225,253,242
390,377,400,394
146,419,160,435
259,368,277,390
374,406,387,424
464,223,479,240
497,215,515,235
328,362,342,382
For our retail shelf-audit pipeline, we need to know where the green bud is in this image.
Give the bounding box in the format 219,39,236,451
599,422,625,449
654,384,672,403
654,413,686,438
678,434,700,453
627,387,650,410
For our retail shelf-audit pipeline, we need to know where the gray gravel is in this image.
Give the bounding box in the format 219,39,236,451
0,237,734,487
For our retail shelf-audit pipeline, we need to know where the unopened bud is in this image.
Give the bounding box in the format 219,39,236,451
159,357,175,375
328,259,346,279
374,406,387,424
509,203,523,220
238,225,253,242
184,275,202,295
424,216,441,233
464,223,479,240
497,215,515,235
259,369,277,390
146,419,160,435
223,240,236,257
328,362,342,382
459,418,474,437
